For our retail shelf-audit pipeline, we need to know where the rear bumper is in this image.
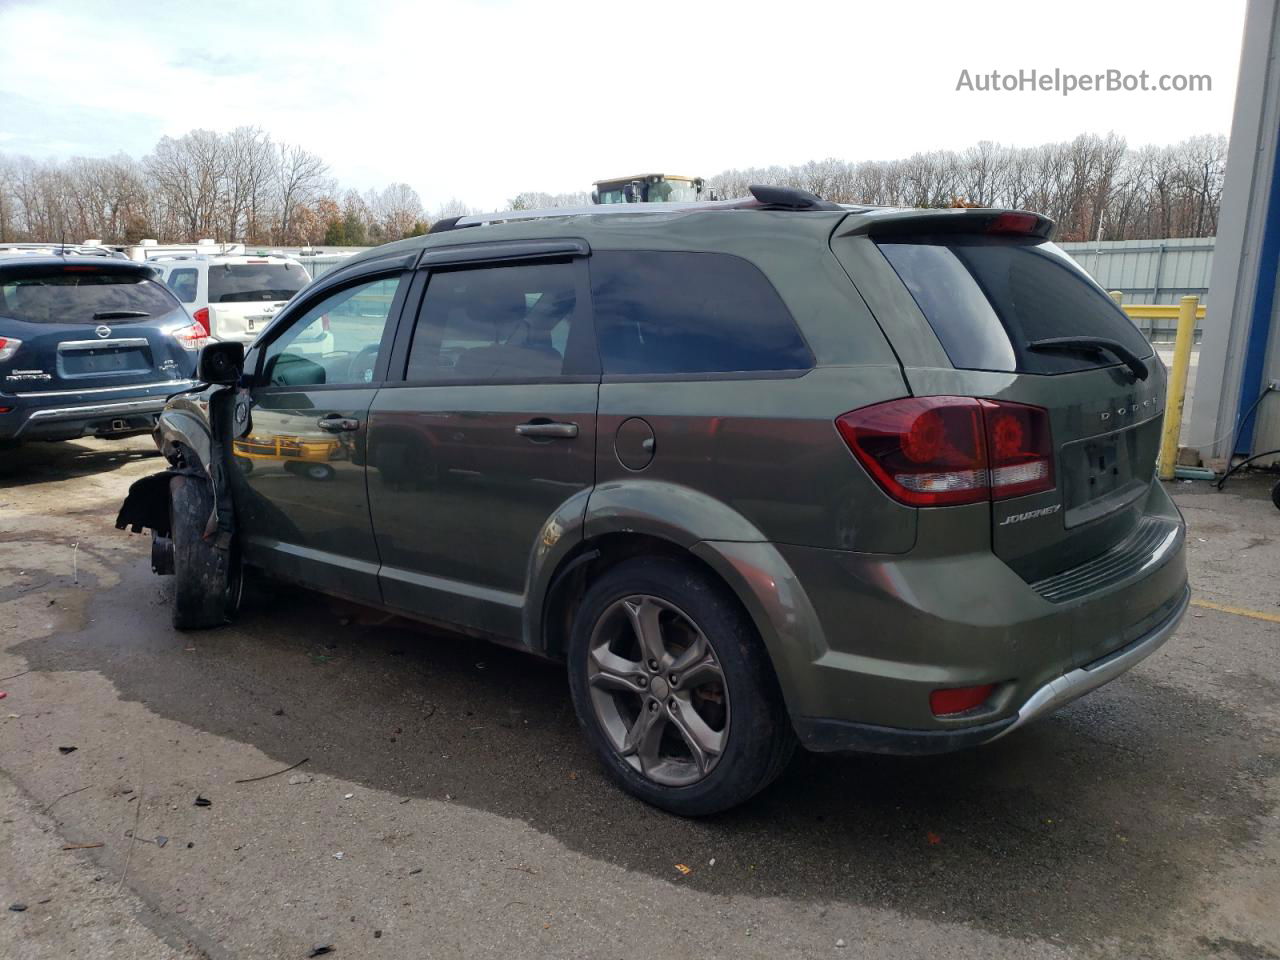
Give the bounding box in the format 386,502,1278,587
0,381,192,440
795,583,1188,754
698,480,1189,748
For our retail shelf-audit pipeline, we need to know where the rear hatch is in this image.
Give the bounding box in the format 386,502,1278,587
0,262,201,394
206,259,309,343
836,212,1167,583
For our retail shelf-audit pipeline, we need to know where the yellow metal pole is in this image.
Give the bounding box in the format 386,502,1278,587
1158,295,1199,480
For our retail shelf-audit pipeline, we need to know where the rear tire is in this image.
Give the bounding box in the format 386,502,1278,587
170,475,241,630
567,556,795,816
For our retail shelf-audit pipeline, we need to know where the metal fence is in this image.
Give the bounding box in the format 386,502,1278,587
297,254,358,281
1060,237,1214,305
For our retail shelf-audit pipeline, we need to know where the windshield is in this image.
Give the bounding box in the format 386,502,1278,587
209,263,307,303
0,271,180,324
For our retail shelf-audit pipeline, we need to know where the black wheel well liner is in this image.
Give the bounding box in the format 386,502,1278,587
539,532,755,662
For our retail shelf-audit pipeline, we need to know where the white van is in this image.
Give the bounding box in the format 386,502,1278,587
151,254,313,346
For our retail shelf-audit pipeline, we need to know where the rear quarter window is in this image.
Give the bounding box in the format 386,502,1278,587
877,237,1153,375
590,251,812,376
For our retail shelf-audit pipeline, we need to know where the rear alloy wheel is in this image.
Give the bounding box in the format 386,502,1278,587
587,594,730,786
568,557,795,816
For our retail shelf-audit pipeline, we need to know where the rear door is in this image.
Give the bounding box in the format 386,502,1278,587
0,263,198,394
366,247,598,641
832,216,1167,582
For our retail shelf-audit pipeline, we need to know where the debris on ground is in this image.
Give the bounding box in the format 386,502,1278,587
288,774,314,785
926,832,942,845
674,863,691,876
155,836,168,848
57,746,77,755
408,868,422,875
343,793,353,800
836,938,847,948
61,842,104,850
193,795,211,807
307,945,334,957
332,852,345,860
235,757,309,784
9,903,28,912
0,692,7,700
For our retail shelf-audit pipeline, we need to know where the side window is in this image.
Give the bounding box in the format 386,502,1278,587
406,261,585,382
166,268,199,304
260,275,404,388
590,251,812,375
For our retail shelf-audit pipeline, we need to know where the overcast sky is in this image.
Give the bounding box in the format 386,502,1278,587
0,0,1248,211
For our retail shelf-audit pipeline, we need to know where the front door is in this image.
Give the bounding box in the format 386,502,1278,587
367,256,598,640
235,272,409,603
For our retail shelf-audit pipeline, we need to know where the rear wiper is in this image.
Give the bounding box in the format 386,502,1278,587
1026,336,1149,381
92,310,150,320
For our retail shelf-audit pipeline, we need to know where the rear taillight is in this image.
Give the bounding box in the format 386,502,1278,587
171,321,208,353
836,397,1054,507
192,307,211,336
980,399,1054,499
0,337,21,363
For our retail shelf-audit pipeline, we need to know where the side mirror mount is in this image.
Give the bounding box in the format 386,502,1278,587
198,341,245,386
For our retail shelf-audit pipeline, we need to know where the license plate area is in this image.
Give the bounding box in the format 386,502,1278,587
57,338,153,378
1060,423,1155,528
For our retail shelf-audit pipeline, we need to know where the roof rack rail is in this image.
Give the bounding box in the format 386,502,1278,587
436,186,847,233
748,185,843,211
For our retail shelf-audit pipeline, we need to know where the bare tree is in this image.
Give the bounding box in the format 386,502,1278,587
273,142,330,245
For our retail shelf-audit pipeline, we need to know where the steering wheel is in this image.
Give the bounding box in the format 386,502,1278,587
348,344,381,385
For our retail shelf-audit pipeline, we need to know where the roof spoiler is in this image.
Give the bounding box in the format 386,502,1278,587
840,208,1055,240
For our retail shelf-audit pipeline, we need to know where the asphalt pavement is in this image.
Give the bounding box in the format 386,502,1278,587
0,436,1277,960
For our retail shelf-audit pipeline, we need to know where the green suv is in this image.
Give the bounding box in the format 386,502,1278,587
117,186,1189,815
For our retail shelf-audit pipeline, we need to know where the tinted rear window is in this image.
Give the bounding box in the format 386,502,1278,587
590,251,812,375
0,271,180,325
209,263,306,303
877,237,1153,374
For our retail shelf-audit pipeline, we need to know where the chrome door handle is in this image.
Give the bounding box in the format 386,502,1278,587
317,415,360,433
515,421,578,439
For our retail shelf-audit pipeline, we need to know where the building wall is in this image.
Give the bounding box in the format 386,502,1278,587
1060,237,1214,305
1189,0,1280,464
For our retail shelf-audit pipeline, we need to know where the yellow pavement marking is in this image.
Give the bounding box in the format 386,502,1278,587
1190,598,1280,625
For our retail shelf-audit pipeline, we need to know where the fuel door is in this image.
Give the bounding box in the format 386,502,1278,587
614,417,655,471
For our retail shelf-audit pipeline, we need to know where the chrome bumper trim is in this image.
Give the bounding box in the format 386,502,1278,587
11,378,193,399
15,396,170,436
993,585,1190,740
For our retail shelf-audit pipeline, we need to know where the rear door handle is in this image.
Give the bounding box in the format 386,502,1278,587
317,415,360,433
515,421,579,439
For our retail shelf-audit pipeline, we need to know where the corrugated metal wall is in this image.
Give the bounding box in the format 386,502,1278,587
1059,237,1215,305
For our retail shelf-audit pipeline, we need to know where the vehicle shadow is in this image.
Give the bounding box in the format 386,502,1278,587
0,436,162,488
20,559,1276,947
